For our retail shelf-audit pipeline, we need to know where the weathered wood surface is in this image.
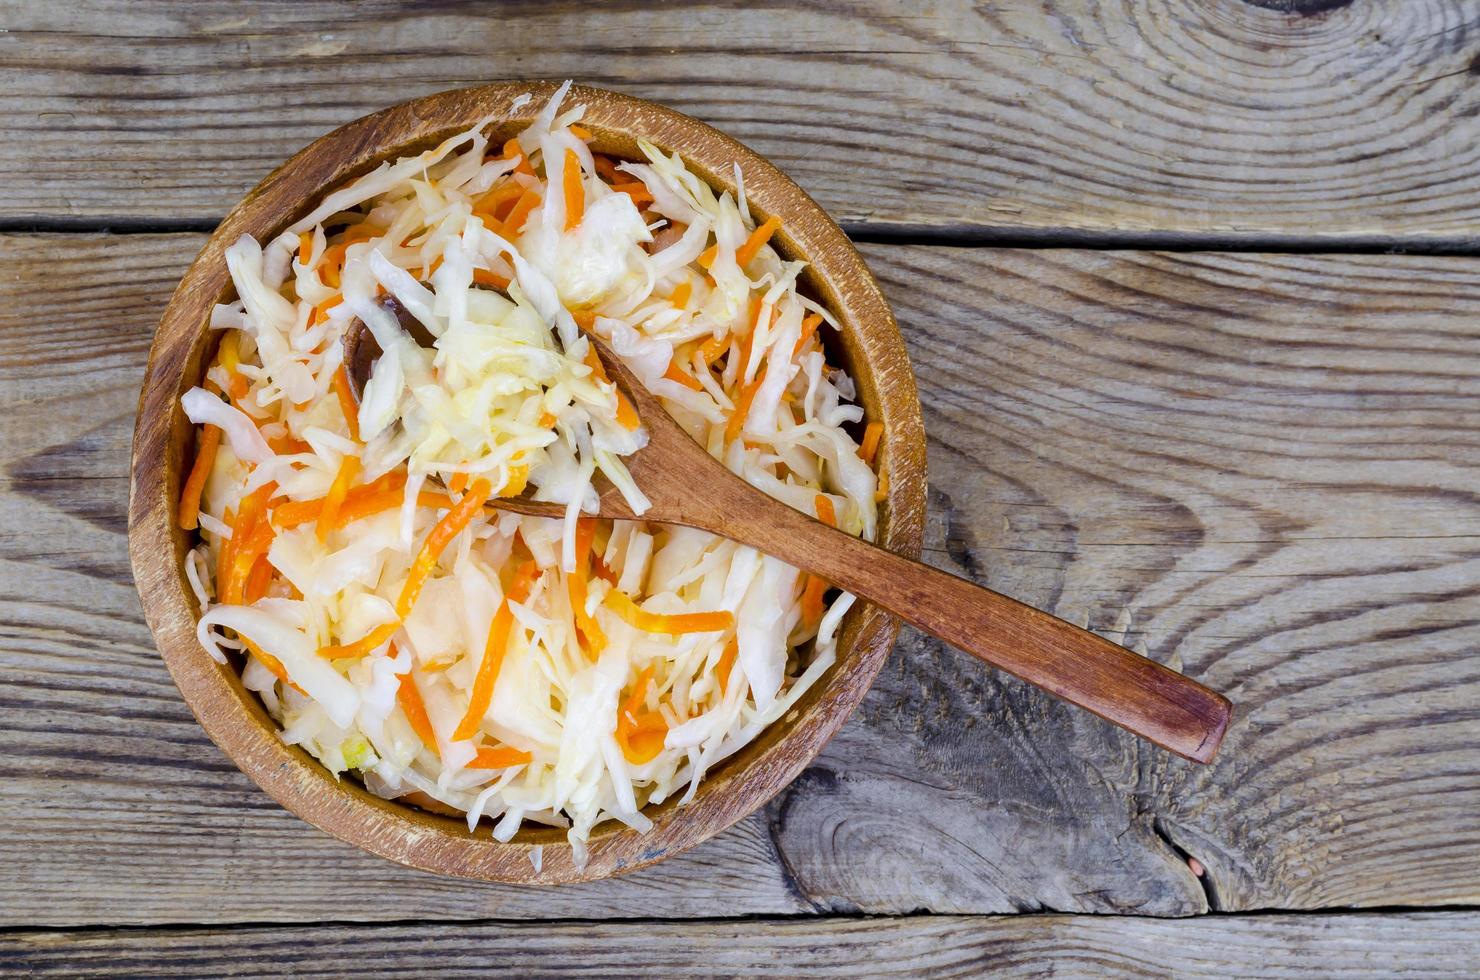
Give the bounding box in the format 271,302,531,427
5,2,1480,241
3,235,1478,926
7,912,1479,978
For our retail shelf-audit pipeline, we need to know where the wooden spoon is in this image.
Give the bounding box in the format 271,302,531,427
344,313,1233,763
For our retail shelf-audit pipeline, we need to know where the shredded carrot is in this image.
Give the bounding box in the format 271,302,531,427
396,478,494,619
219,482,277,604
471,181,524,219
858,421,883,465
272,471,407,529
454,559,540,740
815,494,837,528
592,154,621,183
590,551,618,585
735,215,782,267
563,148,584,231
792,313,823,358
616,665,668,764
717,637,738,695
584,347,640,430
698,334,729,366
242,636,305,696
244,556,274,604
397,667,438,752
266,433,312,456
609,181,653,207
330,364,361,441
568,124,593,141
178,424,221,531
875,468,890,502
215,506,237,597
297,232,312,266
316,454,361,543
603,589,734,635
471,267,511,290
320,620,399,660
568,519,607,661
724,376,764,444
447,470,469,494
663,361,705,392
698,243,717,269
801,574,828,631
502,137,536,176
499,188,542,238
538,411,558,427
311,295,342,327
670,281,692,309
468,745,534,769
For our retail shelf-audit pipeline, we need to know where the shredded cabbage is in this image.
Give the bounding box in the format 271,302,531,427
182,82,884,861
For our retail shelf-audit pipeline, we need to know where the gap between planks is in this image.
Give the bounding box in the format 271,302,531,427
8,217,1480,256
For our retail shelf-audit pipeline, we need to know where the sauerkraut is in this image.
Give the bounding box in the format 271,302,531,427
178,81,885,859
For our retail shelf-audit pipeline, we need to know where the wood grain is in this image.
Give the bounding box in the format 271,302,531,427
6,912,1479,978
5,234,1479,923
6,2,1480,241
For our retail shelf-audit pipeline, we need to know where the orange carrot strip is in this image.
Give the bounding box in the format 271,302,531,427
568,519,607,661
717,638,738,695
875,468,890,502
568,124,592,141
698,334,729,367
241,636,306,695
316,454,361,543
502,137,536,176
244,555,274,604
592,154,622,183
858,421,883,465
319,620,399,660
499,189,542,238
472,267,511,289
454,560,540,740
471,181,524,218
563,148,584,231
663,361,705,392
590,551,618,586
603,589,734,635
468,745,533,769
178,425,221,531
397,669,438,752
220,482,277,604
609,181,653,207
297,232,312,266
792,313,823,358
584,347,640,430
698,243,717,269
735,216,782,267
266,433,313,456
332,365,362,443
801,575,828,631
724,376,763,445
616,665,668,764
396,478,494,619
670,281,692,309
448,471,469,494
815,494,837,528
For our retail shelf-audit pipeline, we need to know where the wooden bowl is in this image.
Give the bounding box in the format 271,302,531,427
128,82,926,883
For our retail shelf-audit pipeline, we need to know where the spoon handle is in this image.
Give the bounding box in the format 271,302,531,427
716,498,1232,764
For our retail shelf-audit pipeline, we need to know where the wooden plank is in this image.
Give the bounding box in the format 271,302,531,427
6,912,1479,978
3,235,1479,925
5,2,1480,240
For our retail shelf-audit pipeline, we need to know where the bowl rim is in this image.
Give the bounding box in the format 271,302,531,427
128,81,926,884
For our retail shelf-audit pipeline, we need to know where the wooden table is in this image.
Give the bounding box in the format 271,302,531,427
4,2,1478,975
